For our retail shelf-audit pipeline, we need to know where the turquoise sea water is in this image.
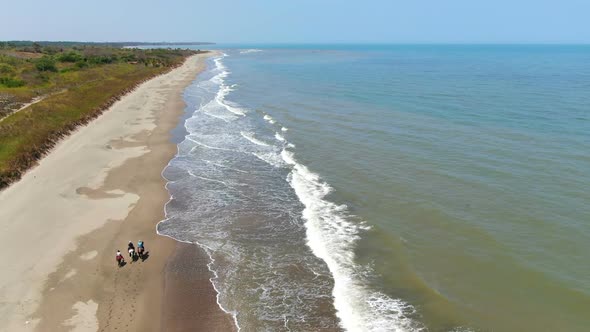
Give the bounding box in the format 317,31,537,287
159,45,590,331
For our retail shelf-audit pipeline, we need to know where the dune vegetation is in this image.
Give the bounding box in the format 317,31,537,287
0,42,203,188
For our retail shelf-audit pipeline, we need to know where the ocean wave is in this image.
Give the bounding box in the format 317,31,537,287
211,56,246,117
263,114,276,124
198,98,232,123
187,170,241,189
241,131,271,146
202,109,231,123
165,54,420,331
159,153,241,331
214,56,229,71
281,149,421,331
215,83,246,117
155,227,242,331
240,49,263,54
159,55,244,332
187,137,239,153
252,152,284,168
275,132,286,142
201,159,249,174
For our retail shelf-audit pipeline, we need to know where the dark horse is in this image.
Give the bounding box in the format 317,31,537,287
116,253,125,267
137,246,145,259
128,248,138,262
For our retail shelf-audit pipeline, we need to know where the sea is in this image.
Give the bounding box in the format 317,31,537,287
156,44,590,331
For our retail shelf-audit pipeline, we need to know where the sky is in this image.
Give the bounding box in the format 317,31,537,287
1,0,589,43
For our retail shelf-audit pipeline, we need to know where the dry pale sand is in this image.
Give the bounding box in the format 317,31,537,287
0,52,235,332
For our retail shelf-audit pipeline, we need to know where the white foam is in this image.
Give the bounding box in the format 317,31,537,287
275,133,285,142
253,152,284,168
157,59,242,329
263,115,276,124
213,57,228,72
199,98,232,123
280,149,419,331
161,51,416,331
210,74,227,87
187,137,237,152
240,49,263,54
210,58,246,118
202,109,231,123
280,149,297,165
215,84,246,117
202,159,249,174
188,171,237,189
206,59,243,120
241,131,271,146
155,229,242,331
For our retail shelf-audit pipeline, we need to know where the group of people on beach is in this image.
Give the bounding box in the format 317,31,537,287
115,240,146,267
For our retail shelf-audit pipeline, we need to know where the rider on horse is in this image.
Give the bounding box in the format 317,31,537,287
128,241,136,258
137,240,145,258
116,250,124,266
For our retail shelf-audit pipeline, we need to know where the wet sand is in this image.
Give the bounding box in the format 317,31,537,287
162,243,236,331
0,51,235,331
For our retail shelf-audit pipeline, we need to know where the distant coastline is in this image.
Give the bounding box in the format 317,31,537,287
0,40,215,48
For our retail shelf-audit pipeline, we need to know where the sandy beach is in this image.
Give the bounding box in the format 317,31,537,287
0,52,235,331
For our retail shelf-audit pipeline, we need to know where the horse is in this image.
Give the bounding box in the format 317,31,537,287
116,254,125,267
137,246,145,259
128,248,137,261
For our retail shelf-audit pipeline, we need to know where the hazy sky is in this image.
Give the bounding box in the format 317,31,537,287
2,0,589,43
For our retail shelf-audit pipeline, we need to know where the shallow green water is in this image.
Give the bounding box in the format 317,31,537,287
217,45,590,331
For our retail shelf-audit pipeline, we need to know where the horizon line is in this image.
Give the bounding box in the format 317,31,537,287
2,40,590,46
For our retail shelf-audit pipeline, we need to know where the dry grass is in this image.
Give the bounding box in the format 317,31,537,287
0,51,44,59
0,48,202,188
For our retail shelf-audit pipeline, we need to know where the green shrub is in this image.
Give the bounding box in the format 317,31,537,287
58,51,82,63
87,55,116,65
32,43,42,53
0,77,26,87
0,54,21,66
36,72,50,83
120,53,138,62
42,46,59,55
75,60,89,69
60,67,77,73
0,63,15,75
35,56,57,72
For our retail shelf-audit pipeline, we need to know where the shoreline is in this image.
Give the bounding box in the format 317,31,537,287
0,51,235,331
162,243,237,331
